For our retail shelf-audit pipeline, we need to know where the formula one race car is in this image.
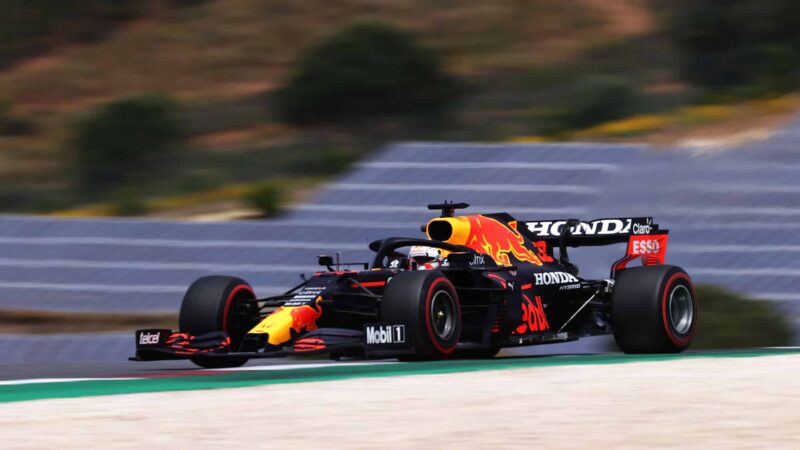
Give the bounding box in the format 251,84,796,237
133,203,697,367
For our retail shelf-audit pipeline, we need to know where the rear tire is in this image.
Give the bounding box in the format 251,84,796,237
179,275,258,368
380,271,461,360
611,265,697,353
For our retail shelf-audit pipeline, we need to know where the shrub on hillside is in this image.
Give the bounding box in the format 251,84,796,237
0,101,34,136
109,191,149,217
569,75,638,128
666,0,800,91
71,94,184,194
290,147,360,176
538,75,638,135
275,22,462,125
0,1,135,40
689,285,793,349
0,1,209,66
247,181,284,218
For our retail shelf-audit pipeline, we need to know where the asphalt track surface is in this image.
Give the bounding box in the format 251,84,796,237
2,348,799,404
0,347,794,382
0,357,339,381
0,334,614,379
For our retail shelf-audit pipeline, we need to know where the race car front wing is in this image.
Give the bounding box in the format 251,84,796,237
130,326,416,362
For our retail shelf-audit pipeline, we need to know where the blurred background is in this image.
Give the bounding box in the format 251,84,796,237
0,0,798,363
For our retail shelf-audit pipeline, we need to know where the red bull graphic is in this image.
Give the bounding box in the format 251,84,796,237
290,302,322,332
428,215,543,266
248,297,323,346
515,295,550,334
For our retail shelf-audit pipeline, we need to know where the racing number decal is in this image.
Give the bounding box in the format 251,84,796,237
515,295,550,334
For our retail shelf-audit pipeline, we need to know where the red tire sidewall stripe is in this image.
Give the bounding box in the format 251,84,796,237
425,277,460,355
222,284,255,332
661,272,695,346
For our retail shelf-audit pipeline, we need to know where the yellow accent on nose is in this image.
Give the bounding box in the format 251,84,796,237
248,307,295,346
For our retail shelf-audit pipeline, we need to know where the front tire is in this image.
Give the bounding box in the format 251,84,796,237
611,265,697,353
179,275,258,368
380,271,461,360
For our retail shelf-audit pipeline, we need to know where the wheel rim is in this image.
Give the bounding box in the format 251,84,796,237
668,284,693,335
430,290,456,340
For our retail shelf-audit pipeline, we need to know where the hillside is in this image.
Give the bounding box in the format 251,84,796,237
2,1,654,105
0,0,794,216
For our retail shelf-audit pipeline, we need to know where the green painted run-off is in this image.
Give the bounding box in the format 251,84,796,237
2,348,799,404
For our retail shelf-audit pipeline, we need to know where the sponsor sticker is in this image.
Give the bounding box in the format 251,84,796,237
631,221,654,235
558,283,581,291
525,217,655,237
627,234,668,264
515,295,550,334
628,234,667,255
363,324,408,353
136,329,168,347
534,271,579,286
365,324,406,345
284,286,326,306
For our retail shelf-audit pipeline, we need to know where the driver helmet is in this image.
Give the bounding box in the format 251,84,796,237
408,246,443,270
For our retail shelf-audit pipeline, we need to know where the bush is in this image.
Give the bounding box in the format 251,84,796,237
0,1,141,66
109,191,149,217
569,75,638,127
750,44,800,94
538,75,638,135
690,285,793,349
70,94,184,195
0,101,34,136
289,147,360,176
0,1,209,67
247,181,284,218
666,0,800,91
276,22,462,125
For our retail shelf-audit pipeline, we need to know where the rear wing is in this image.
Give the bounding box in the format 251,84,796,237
521,217,669,271
522,217,665,246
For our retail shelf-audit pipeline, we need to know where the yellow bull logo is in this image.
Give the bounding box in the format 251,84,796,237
427,215,543,266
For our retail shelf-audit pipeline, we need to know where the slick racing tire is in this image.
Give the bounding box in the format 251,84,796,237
381,270,461,360
611,265,697,353
179,275,258,368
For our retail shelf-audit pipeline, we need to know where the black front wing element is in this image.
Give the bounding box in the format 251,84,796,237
131,326,585,362
130,327,416,362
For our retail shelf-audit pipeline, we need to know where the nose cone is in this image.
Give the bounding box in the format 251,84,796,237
248,299,323,346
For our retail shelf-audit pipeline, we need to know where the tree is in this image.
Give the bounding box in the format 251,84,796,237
71,94,184,194
538,75,639,135
276,22,462,125
568,75,638,128
667,0,800,90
